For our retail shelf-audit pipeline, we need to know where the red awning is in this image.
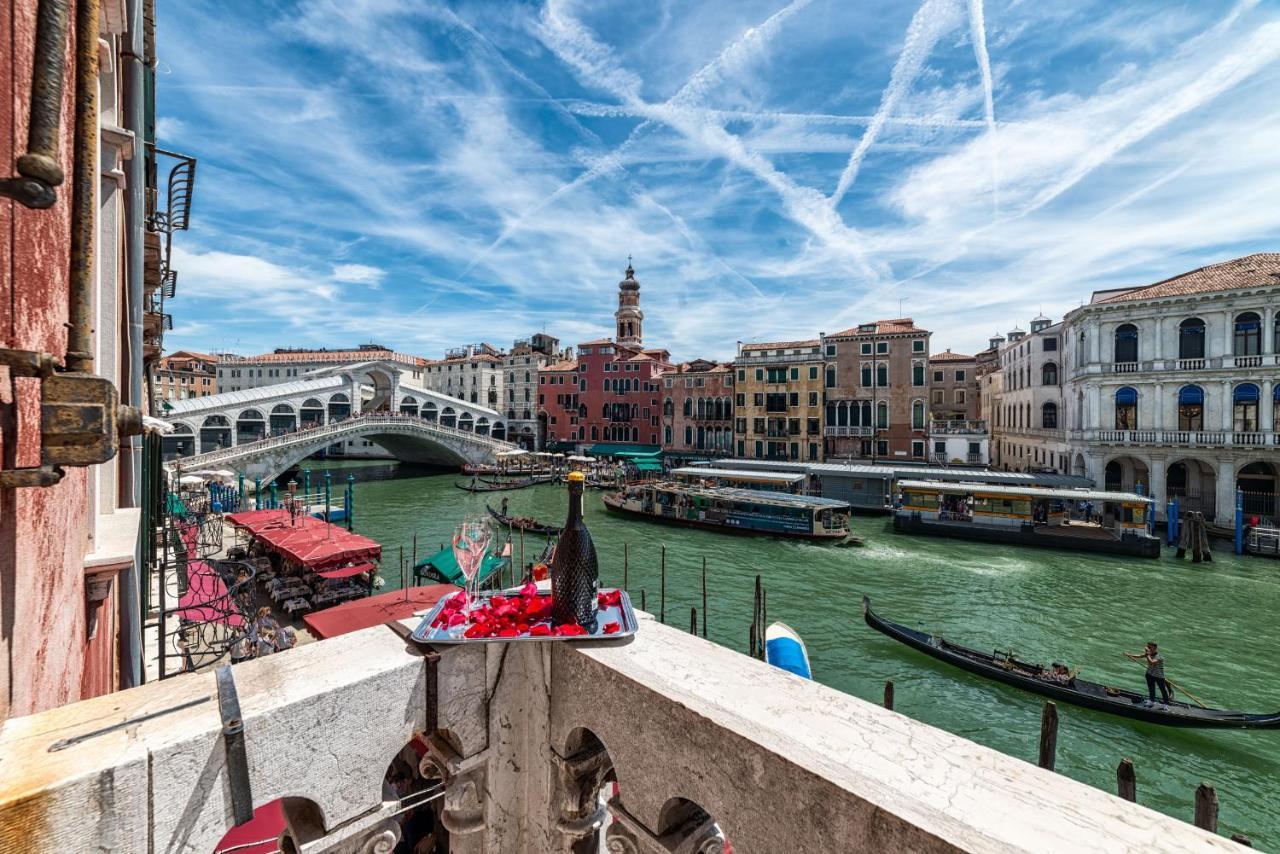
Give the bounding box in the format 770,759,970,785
303,585,457,639
226,509,381,570
315,562,375,580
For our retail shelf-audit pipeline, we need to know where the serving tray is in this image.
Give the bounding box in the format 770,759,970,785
410,588,638,645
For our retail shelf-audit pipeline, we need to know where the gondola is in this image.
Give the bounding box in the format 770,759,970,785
454,477,537,493
862,597,1280,729
486,504,563,537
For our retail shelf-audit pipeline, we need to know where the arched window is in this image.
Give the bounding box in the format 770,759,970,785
1042,402,1058,429
1113,324,1138,364
1234,312,1261,356
696,398,705,420
1233,383,1260,432
682,398,692,417
663,397,673,417
911,400,925,430
1115,387,1137,430
1041,362,1058,385
1275,315,1280,354
1178,318,1205,360
876,401,888,429
1177,385,1204,431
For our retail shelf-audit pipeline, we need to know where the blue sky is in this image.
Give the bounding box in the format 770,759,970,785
158,0,1280,361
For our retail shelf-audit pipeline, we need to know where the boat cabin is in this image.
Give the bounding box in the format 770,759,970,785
893,480,1161,557
669,467,806,495
610,481,852,539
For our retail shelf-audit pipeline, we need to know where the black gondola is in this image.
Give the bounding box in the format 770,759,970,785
455,477,537,493
486,504,563,536
863,597,1280,729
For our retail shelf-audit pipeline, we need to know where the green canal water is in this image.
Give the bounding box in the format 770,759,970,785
308,460,1280,847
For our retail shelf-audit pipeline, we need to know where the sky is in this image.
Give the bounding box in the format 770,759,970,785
157,0,1280,362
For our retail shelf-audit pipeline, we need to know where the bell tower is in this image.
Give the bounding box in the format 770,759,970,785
614,258,643,347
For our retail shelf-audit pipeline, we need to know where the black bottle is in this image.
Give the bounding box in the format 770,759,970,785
551,471,599,631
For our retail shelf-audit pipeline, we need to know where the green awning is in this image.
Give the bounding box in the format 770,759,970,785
588,443,662,458
413,546,508,587
633,460,664,472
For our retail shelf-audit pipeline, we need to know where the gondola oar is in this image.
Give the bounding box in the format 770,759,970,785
1120,656,1209,709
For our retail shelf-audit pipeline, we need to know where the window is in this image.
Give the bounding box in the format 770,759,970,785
736,417,746,433
1043,338,1057,352
912,364,924,386
876,401,888,429
1234,312,1262,356
1041,362,1058,385
954,370,966,382
788,392,799,407
876,365,888,387
1114,324,1138,363
954,389,966,404
934,440,946,455
1234,383,1260,432
808,391,818,406
1178,318,1206,360
790,367,799,381
808,366,818,380
738,369,746,381
912,400,925,429
754,393,764,406
912,440,925,458
1115,386,1138,429
932,389,944,404
933,370,943,382
861,365,872,387
912,339,925,353
825,344,836,357
876,342,888,354
1042,402,1058,429
753,418,765,434
860,343,871,355
807,417,819,435
877,439,889,457
825,367,836,388
1177,385,1204,430
755,368,764,381
788,418,800,435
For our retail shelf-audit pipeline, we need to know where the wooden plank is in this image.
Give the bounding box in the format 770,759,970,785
1116,759,1136,802
1038,702,1058,771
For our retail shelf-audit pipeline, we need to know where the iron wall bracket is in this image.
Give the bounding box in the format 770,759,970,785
215,665,255,826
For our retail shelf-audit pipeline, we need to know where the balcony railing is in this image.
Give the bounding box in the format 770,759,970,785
736,351,820,365
0,612,1228,852
1094,355,1279,374
1235,355,1263,369
1111,361,1140,373
1080,429,1276,448
825,425,874,437
929,419,988,434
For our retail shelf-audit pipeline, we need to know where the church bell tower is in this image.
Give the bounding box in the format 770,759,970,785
614,259,643,347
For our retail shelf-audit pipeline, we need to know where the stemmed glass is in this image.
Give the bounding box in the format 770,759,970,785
451,515,493,625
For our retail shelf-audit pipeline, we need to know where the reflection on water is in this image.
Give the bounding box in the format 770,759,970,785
318,460,1280,847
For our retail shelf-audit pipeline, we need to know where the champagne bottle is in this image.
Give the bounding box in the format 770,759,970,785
551,471,599,631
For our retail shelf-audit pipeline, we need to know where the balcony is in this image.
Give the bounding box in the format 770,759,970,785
0,612,1225,852
825,425,874,437
1111,361,1140,373
1080,429,1277,448
929,419,988,435
736,351,819,365
1096,355,1279,374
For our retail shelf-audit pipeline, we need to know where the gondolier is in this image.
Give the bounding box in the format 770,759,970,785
1125,642,1170,706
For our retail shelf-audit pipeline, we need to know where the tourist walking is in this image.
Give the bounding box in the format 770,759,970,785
1125,641,1170,705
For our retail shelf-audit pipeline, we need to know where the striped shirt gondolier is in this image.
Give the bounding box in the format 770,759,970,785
1147,654,1165,679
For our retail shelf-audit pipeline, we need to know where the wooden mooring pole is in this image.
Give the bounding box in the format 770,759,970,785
623,542,629,592
690,607,698,634
640,588,646,613
701,556,707,638
1116,759,1136,802
883,680,894,711
1194,783,1218,833
1038,702,1059,771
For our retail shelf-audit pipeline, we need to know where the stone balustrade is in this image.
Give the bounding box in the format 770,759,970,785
0,612,1238,853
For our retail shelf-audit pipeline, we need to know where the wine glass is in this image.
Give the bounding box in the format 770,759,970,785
451,515,493,621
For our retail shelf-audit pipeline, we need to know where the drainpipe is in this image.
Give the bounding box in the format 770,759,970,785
66,0,99,374
118,0,146,688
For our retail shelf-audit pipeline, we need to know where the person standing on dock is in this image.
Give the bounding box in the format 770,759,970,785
1125,642,1170,706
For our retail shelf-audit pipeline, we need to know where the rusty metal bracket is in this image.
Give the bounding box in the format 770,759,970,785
215,665,254,826
0,0,70,208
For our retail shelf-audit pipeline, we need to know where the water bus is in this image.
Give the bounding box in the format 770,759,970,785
602,481,853,540
893,479,1161,557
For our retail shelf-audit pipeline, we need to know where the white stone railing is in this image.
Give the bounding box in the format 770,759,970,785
1082,429,1267,448
171,412,518,469
0,614,1240,853
824,425,874,437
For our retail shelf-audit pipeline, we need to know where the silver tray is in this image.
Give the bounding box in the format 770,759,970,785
409,588,638,645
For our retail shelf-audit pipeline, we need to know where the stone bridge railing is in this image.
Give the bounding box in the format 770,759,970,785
0,612,1236,853
170,412,517,474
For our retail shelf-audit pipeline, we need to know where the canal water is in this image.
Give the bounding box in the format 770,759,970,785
308,460,1280,847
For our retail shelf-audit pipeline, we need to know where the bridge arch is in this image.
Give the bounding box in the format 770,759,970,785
164,423,195,459
200,415,232,452
328,393,350,422
270,403,297,434
300,398,325,428
236,409,265,444
458,413,474,432
492,421,505,441
422,401,438,422
440,407,456,428
475,416,490,436
399,395,419,416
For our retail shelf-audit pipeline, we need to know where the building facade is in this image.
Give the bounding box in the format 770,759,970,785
501,333,569,450
928,350,978,421
823,319,931,462
1062,253,1280,525
419,343,504,408
217,345,426,393
155,350,217,403
991,316,1071,473
2,0,194,717
539,264,669,450
661,360,735,457
734,340,825,462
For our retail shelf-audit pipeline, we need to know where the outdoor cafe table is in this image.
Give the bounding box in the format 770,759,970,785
282,597,311,615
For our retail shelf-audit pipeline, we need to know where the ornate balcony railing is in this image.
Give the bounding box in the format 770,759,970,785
1111,361,1140,373
1079,429,1272,448
824,425,874,437
929,419,988,434
735,351,821,365
0,614,1230,852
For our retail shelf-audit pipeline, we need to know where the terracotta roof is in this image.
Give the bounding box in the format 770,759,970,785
223,349,424,366
578,338,614,346
544,360,579,372
829,318,927,337
929,350,973,362
165,350,217,362
1095,253,1280,304
741,339,820,351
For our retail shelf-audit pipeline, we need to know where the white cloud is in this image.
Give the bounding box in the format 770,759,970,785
331,263,385,287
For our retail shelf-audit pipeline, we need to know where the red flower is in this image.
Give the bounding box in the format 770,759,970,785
554,623,589,636
602,622,621,634
529,624,552,637
597,590,622,608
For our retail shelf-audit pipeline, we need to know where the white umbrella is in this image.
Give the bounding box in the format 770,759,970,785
178,475,205,486
567,455,593,462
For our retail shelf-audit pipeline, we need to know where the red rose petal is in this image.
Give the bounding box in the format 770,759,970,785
496,627,519,638
446,612,467,627
529,624,552,637
602,622,620,634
